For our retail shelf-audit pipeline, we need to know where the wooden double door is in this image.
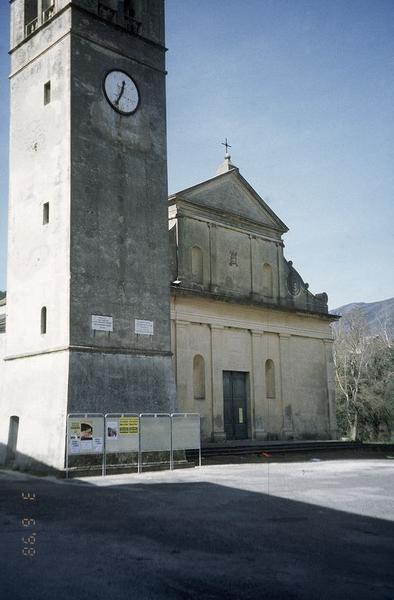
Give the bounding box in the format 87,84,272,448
223,371,248,440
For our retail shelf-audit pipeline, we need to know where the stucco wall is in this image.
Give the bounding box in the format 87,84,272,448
171,294,336,442
0,352,69,470
169,169,329,315
7,31,71,358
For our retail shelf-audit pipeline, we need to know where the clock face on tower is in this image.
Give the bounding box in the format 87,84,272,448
103,70,140,115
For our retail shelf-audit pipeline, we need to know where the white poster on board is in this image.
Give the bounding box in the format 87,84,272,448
92,315,113,332
106,421,118,440
80,440,93,451
93,437,103,452
69,439,80,454
135,319,154,336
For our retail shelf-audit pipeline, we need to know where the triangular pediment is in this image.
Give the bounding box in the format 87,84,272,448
169,169,288,234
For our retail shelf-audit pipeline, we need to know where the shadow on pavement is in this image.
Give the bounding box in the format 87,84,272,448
0,473,393,600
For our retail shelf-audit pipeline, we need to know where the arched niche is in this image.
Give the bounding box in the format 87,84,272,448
192,246,203,284
263,263,273,297
193,354,206,400
265,359,276,399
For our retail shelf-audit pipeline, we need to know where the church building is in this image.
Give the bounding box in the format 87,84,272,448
169,154,337,442
0,0,337,472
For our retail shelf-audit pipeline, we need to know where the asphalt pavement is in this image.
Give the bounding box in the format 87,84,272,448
1,459,393,600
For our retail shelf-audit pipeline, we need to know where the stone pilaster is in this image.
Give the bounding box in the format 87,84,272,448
210,324,225,441
251,330,266,439
175,320,191,412
250,236,259,298
279,333,294,439
209,224,219,293
276,242,284,303
324,339,338,439
176,216,188,283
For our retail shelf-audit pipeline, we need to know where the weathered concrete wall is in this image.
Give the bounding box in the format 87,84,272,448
71,0,165,46
171,294,336,442
67,7,175,411
69,24,170,353
68,351,175,414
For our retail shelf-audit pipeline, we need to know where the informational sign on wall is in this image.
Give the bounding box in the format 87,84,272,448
135,319,154,336
92,315,113,332
119,416,139,435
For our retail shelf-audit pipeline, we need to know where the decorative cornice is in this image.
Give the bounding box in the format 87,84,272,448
175,202,283,243
10,2,166,56
171,285,335,320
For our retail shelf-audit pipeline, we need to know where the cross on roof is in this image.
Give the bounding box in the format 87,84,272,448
221,138,232,155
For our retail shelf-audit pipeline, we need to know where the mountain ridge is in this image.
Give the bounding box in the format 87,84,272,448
331,297,394,337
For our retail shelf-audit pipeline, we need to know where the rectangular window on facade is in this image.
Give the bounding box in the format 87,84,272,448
43,202,49,224
44,81,51,105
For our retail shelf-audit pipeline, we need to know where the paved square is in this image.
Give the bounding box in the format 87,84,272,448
1,459,393,599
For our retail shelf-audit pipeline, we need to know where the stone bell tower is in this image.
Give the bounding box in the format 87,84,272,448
1,0,175,470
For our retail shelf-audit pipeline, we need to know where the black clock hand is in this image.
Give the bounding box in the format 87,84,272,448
114,81,126,106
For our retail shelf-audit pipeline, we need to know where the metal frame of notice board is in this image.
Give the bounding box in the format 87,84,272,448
65,412,202,477
104,413,140,475
65,413,105,478
139,413,172,473
171,413,201,468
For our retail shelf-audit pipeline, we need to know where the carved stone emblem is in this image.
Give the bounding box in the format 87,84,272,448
287,271,301,296
229,250,238,266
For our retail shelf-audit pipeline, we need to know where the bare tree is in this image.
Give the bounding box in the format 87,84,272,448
334,308,394,441
376,308,394,350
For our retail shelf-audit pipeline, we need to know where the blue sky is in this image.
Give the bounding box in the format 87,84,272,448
1,0,393,308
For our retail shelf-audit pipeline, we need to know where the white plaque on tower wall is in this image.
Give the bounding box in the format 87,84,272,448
135,319,154,336
92,315,113,332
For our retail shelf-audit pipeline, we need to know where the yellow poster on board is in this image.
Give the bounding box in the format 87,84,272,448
119,417,139,435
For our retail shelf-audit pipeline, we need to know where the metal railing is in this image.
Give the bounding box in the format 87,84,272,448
42,5,55,24
25,18,38,37
24,3,55,38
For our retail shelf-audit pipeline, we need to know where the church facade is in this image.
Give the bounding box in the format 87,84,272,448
169,156,338,442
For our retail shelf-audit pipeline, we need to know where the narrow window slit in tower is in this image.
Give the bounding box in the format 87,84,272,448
41,307,47,334
44,81,51,105
43,202,49,224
